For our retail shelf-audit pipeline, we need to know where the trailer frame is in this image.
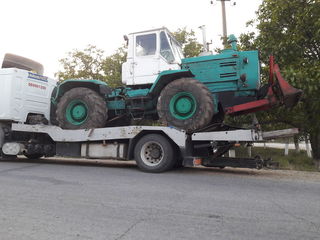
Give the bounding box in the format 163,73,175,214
0,123,298,173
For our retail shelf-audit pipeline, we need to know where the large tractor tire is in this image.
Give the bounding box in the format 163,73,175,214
56,87,107,129
157,78,215,132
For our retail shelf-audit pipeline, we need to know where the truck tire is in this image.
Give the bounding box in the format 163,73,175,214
56,87,107,129
134,134,176,173
157,78,215,132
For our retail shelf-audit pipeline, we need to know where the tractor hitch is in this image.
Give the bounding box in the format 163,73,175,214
225,56,303,116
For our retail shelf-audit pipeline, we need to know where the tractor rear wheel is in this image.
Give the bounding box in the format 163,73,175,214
157,78,215,132
56,87,107,129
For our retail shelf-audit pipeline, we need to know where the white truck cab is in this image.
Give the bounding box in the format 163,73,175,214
122,27,184,86
0,53,57,123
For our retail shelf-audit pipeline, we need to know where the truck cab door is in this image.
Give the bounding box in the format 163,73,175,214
131,32,160,85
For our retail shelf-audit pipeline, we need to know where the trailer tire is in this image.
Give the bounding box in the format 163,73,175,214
134,134,176,173
157,78,215,132
56,87,107,129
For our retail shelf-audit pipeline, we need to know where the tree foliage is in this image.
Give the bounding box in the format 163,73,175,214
102,47,127,88
56,45,126,88
239,0,320,163
57,45,105,81
172,28,202,58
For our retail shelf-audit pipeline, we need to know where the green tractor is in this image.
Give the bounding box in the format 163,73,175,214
51,28,302,132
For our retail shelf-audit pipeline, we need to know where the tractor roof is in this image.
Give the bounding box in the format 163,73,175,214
129,27,171,35
128,27,182,47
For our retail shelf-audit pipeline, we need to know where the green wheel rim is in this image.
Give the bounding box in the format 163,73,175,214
169,92,197,120
65,100,89,125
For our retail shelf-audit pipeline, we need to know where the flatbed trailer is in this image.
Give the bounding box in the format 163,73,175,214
0,123,298,173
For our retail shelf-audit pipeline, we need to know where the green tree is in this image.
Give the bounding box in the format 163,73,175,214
56,45,126,88
172,28,202,58
239,0,320,166
102,47,127,88
56,45,105,81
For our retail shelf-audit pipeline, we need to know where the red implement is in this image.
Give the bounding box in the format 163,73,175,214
226,56,302,116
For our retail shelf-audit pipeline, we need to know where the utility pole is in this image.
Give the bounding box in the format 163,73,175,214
215,0,231,46
199,25,209,52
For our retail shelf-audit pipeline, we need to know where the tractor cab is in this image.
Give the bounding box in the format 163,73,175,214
122,27,184,86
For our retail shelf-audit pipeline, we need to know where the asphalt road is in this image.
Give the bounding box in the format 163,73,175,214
0,158,319,240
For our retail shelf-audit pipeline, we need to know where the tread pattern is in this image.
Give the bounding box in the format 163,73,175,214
56,87,107,129
157,78,215,132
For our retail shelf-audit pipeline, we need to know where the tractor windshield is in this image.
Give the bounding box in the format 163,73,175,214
160,31,184,63
160,31,175,63
168,33,184,62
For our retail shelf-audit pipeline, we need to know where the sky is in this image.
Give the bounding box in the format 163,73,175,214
0,0,262,78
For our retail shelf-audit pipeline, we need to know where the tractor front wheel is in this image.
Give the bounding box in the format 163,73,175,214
157,78,215,132
56,87,107,129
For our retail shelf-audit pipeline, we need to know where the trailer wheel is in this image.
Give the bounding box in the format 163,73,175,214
157,78,215,132
134,134,176,173
56,87,107,129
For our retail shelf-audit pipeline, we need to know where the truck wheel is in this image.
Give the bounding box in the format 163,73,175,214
134,134,176,173
157,78,215,132
56,87,107,129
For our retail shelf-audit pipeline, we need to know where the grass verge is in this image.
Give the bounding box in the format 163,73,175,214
234,147,317,171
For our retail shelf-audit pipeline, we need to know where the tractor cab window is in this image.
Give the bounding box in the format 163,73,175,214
168,34,184,61
136,33,157,56
160,31,175,63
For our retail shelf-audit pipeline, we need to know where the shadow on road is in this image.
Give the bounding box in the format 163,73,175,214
0,157,137,170
0,157,270,177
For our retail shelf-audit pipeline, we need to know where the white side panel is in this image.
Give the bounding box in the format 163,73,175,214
192,129,262,141
121,59,133,85
81,143,127,159
158,58,180,72
122,35,134,85
11,124,187,147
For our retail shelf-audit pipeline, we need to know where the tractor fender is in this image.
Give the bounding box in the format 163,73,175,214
148,70,194,98
51,79,111,105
